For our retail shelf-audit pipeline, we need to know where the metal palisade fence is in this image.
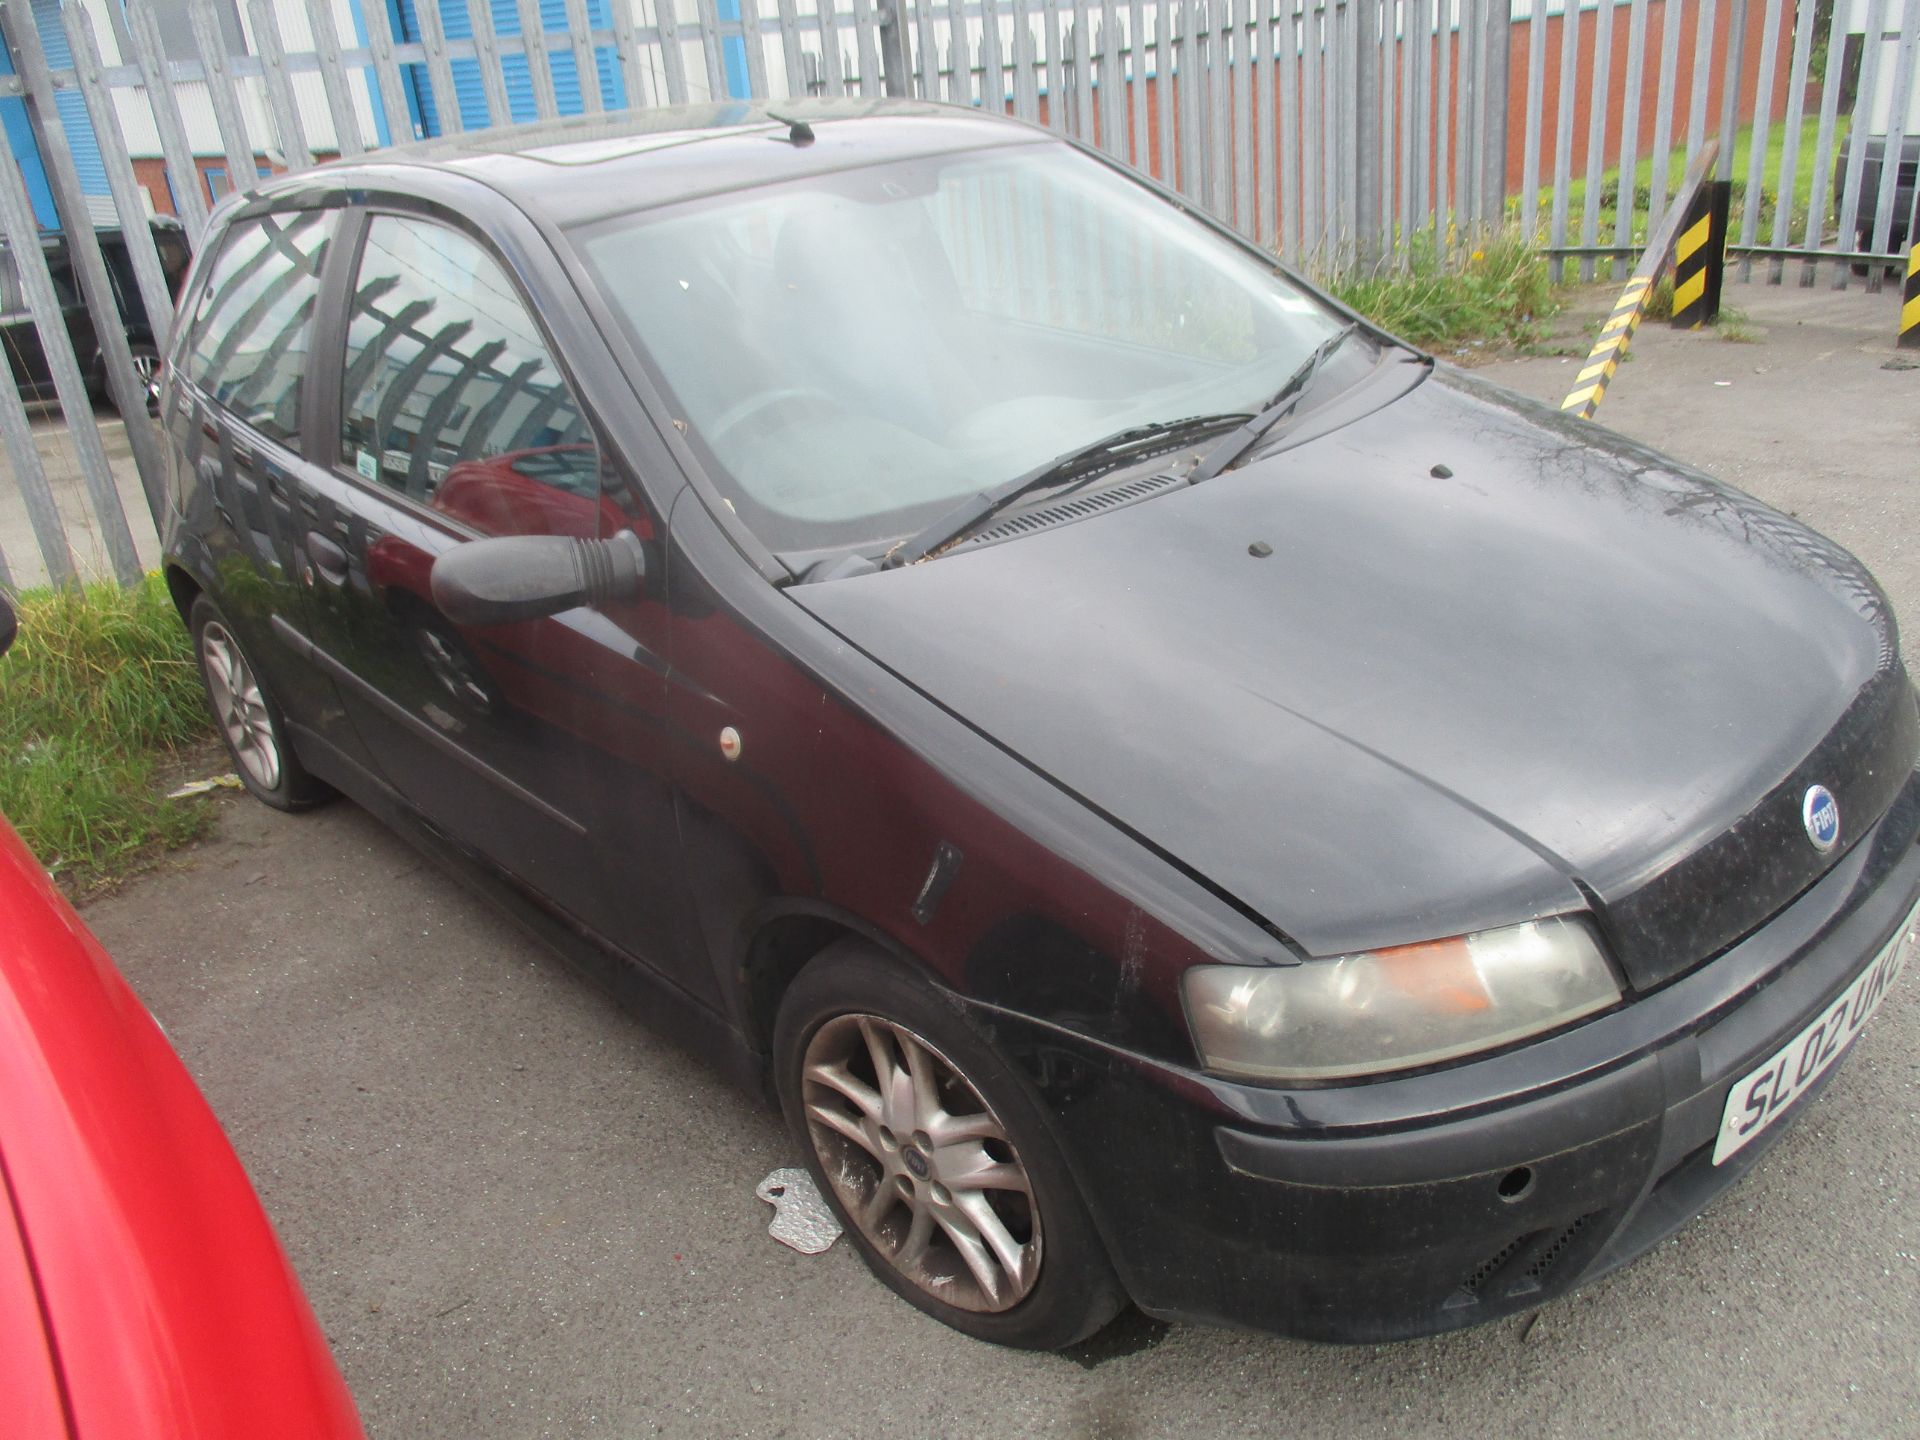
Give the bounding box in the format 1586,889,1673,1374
0,1,1915,589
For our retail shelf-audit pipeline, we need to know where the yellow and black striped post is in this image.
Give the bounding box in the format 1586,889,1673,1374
1561,140,1721,421
1561,276,1653,420
1900,243,1920,351
1670,180,1731,330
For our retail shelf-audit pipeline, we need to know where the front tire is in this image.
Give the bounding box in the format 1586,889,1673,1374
190,595,332,811
773,942,1124,1349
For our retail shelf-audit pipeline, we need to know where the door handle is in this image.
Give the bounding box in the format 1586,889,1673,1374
306,532,349,586
199,456,234,529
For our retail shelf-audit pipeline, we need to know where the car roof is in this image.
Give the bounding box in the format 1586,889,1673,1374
281,97,1053,229
0,214,187,257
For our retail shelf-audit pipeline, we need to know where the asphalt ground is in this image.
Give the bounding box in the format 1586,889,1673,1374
0,401,158,590
80,279,1920,1439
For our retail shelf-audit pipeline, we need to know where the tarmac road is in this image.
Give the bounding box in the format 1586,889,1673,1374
82,280,1920,1439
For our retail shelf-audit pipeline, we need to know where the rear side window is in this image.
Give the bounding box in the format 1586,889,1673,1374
336,214,598,526
182,210,336,445
153,228,193,293
45,255,79,309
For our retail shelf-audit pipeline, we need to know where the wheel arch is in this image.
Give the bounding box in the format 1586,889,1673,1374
740,900,947,1058
162,563,203,627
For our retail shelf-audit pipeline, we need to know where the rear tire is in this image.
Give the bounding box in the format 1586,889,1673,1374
98,344,162,416
773,941,1125,1350
190,595,333,812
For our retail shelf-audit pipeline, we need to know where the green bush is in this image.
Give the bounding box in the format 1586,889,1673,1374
0,574,215,885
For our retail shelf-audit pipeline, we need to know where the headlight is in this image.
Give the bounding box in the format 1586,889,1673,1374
1182,917,1620,1082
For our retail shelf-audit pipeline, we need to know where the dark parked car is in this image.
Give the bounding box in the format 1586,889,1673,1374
0,597,365,1438
0,216,191,413
1835,130,1917,262
158,100,1920,1350
1834,21,1919,267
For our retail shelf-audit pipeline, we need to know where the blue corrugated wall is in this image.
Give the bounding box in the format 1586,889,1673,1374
391,0,629,133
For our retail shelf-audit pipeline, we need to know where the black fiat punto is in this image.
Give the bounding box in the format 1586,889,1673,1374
159,99,1920,1350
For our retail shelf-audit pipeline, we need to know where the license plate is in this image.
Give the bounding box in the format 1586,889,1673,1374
1713,900,1920,1165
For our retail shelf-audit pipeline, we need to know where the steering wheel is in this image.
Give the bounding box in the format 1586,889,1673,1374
707,386,843,446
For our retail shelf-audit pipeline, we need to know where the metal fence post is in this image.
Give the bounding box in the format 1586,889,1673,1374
60,4,175,339
1900,243,1920,350
0,2,160,563
877,0,913,94
0,355,74,588
246,0,317,169
1353,0,1380,264
1717,0,1749,168
1478,0,1511,232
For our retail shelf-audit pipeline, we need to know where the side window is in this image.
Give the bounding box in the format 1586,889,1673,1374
338,215,601,538
45,255,80,309
182,210,336,445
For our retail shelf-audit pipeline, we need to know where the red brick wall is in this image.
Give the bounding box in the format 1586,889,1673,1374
1005,1,1785,240
131,154,320,217
1503,0,1789,194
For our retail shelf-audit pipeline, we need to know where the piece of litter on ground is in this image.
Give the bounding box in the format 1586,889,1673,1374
756,1167,842,1255
166,774,244,799
1713,379,1733,387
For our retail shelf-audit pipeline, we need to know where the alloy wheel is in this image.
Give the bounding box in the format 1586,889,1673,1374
200,620,282,792
131,350,161,411
801,1013,1042,1313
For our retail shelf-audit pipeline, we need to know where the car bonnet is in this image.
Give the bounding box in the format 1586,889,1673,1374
793,368,1917,982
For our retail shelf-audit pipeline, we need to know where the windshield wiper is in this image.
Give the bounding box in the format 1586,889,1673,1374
1187,323,1361,484
883,413,1249,567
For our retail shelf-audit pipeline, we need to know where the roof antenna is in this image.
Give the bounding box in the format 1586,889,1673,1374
766,110,815,146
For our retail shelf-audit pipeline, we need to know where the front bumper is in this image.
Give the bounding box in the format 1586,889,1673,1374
983,771,1920,1343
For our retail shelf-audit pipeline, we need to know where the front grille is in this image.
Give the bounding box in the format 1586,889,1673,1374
1600,664,1919,992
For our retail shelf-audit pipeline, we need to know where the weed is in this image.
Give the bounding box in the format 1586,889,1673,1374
1716,307,1760,343
1320,230,1559,352
1641,274,1676,321
0,575,216,889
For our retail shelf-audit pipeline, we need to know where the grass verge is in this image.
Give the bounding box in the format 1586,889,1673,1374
1534,116,1842,278
0,575,217,891
1323,229,1560,353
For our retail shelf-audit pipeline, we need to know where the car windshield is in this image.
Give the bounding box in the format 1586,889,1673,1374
572,140,1348,560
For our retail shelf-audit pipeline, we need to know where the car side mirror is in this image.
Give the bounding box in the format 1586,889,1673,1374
0,593,14,659
430,530,647,627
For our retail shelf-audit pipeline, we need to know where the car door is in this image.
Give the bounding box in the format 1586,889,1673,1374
289,205,699,988
45,250,100,394
163,205,367,763
0,247,53,399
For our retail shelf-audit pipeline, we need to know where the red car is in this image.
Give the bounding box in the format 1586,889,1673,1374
0,601,362,1439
